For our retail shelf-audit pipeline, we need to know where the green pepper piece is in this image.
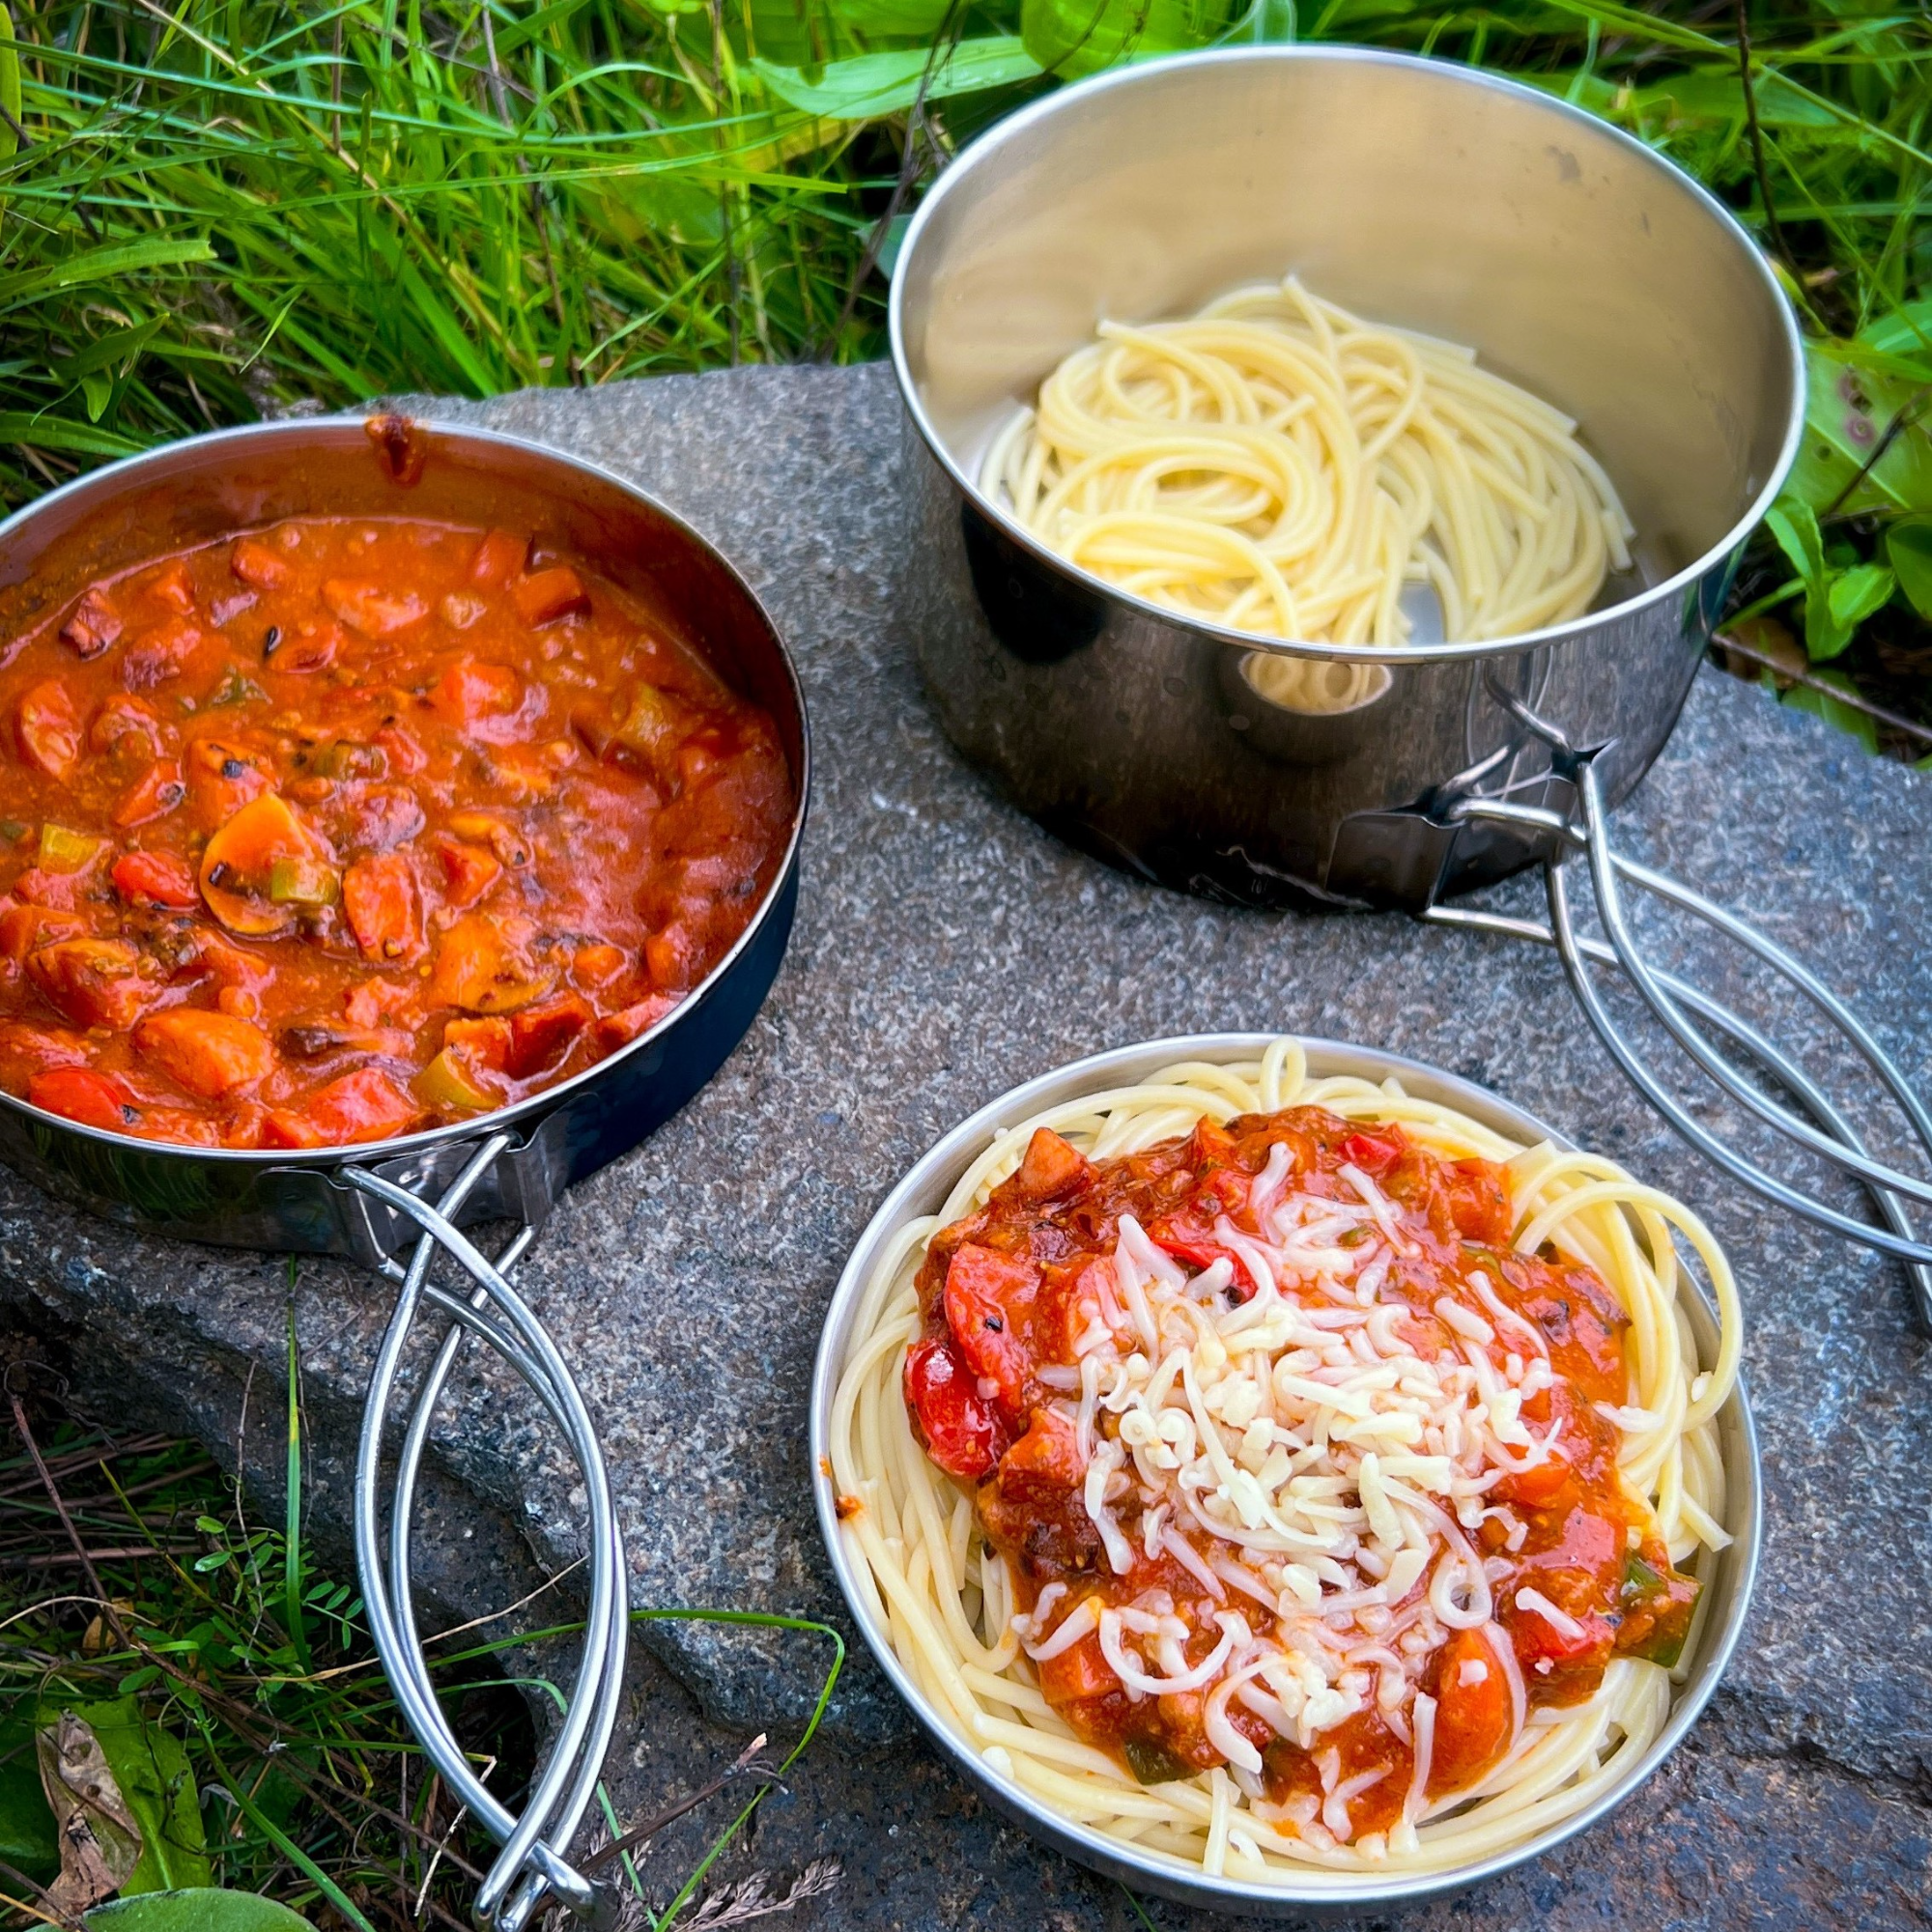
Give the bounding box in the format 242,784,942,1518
1122,1736,1195,1786
37,822,103,872
268,855,340,906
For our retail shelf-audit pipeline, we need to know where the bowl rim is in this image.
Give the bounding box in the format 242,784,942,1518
0,412,812,1172
888,44,1807,668
809,1031,1761,1913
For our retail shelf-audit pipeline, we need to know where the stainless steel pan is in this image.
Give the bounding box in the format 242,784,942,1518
0,418,811,1930
812,1035,1760,1917
893,48,1932,1316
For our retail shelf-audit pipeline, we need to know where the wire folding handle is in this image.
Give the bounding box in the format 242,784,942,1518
349,1135,630,1930
1420,690,1932,1330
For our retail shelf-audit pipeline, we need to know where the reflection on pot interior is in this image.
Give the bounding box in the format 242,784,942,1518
1240,649,1394,717
980,278,1634,648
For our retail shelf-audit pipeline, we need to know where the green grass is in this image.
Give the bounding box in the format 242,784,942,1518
0,1347,843,1930
0,1,1926,717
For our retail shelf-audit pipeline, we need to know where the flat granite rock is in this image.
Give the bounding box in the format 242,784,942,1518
4,361,1929,1928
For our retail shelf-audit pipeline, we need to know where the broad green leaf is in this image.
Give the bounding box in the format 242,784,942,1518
1857,298,1932,371
1765,499,1826,591
1780,668,1879,753
0,1717,57,1883
1782,341,1932,517
45,1700,210,1896
1021,0,1231,78
826,0,959,36
1815,560,1894,660
1884,519,1932,619
79,369,114,422
1632,69,1840,128
87,1890,313,1931
754,38,1040,119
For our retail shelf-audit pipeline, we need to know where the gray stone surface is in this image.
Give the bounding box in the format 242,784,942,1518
4,361,1930,1927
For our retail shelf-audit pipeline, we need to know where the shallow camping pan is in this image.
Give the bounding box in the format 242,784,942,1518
810,1034,1760,1918
0,416,810,1932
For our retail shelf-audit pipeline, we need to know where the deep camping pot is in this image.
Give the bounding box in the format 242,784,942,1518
891,47,1806,912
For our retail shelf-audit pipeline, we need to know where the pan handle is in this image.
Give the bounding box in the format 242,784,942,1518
343,1133,628,1931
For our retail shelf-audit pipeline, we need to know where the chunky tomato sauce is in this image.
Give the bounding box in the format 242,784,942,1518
0,513,791,1148
904,1108,1698,1838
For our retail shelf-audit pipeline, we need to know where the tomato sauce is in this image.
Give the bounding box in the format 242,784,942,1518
904,1108,1699,1839
0,513,792,1148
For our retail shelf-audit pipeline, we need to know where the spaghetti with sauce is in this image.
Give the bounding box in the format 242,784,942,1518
827,1039,1740,1879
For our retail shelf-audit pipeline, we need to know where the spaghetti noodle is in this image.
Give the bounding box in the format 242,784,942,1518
979,279,1634,706
827,1039,1740,1883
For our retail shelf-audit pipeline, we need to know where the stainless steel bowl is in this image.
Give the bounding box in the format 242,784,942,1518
892,49,1805,910
810,1035,1759,1916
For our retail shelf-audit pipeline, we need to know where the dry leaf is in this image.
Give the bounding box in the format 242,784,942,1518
36,1709,143,1916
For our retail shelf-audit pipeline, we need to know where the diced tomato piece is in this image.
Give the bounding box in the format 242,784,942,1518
196,935,273,993
1147,1214,1247,1289
1037,1629,1118,1707
261,1066,420,1148
1446,1156,1514,1245
0,904,85,959
1427,1626,1517,1796
112,849,200,910
902,1338,1003,1481
135,1008,275,1097
435,837,501,909
144,559,196,613
29,1065,141,1132
321,579,427,638
14,678,80,778
26,939,157,1030
468,528,528,588
595,996,677,1049
111,758,186,831
997,1408,1085,1501
643,922,703,994
1007,1126,1092,1205
229,536,294,589
0,1020,89,1090
442,1014,512,1073
343,978,418,1030
430,658,521,727
372,724,427,775
12,867,86,909
342,852,421,962
570,942,626,987
943,1244,1037,1411
1491,1453,1574,1510
60,588,124,659
1338,1127,1405,1177
511,566,589,628
1506,1596,1616,1688
185,738,271,829
506,993,590,1078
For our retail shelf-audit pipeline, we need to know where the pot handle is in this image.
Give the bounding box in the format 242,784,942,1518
343,1133,628,1931
1420,683,1932,1329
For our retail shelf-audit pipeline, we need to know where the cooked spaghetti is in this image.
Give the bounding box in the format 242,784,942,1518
827,1040,1740,1882
980,279,1634,686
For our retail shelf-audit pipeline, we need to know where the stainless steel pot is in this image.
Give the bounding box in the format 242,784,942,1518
0,418,811,1930
811,1035,1760,1917
892,47,1805,911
